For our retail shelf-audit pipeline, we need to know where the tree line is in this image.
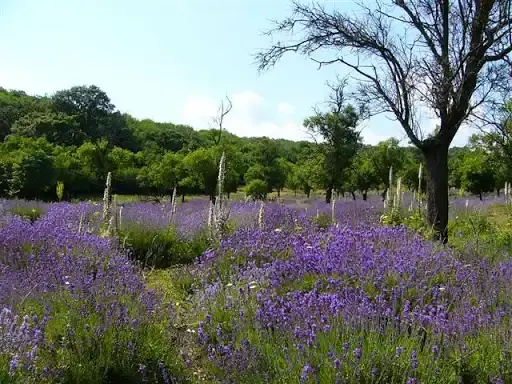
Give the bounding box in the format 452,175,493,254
0,84,508,204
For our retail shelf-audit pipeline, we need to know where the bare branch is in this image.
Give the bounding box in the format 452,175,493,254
209,95,233,145
255,0,512,150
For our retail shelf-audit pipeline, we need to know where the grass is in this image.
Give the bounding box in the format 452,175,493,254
448,205,512,262
145,267,196,306
119,225,209,269
6,206,46,223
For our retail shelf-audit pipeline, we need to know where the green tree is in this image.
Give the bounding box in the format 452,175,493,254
127,115,203,153
400,148,426,193
53,145,92,199
245,164,267,184
272,158,291,197
10,111,83,146
460,148,496,200
0,136,55,199
52,85,134,148
245,179,268,200
0,88,51,141
75,139,113,193
137,152,184,195
181,147,241,201
468,102,512,196
350,148,379,200
108,147,139,194
368,138,405,199
304,103,362,203
448,147,470,191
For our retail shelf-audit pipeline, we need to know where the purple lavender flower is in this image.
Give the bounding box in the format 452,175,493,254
411,350,418,371
353,347,362,360
300,364,313,383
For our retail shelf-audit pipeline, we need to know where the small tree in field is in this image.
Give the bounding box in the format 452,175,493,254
304,79,363,203
245,179,268,201
256,0,512,242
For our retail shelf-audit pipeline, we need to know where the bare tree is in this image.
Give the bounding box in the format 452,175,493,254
255,0,512,242
210,95,233,145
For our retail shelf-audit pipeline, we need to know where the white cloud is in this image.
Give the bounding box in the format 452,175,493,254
180,90,307,140
231,90,265,109
181,96,218,129
277,102,296,115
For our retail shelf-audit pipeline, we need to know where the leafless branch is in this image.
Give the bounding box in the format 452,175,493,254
255,0,512,150
209,95,233,145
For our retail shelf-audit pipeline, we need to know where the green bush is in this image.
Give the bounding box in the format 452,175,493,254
245,179,268,201
119,225,209,269
311,212,333,229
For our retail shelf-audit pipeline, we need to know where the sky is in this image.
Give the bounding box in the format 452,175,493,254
0,0,476,146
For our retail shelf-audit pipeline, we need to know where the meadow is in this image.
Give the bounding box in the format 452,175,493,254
0,189,512,384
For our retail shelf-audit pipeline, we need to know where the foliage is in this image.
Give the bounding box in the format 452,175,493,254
0,136,56,199
7,206,46,223
0,83,508,204
56,181,64,202
370,139,405,193
245,179,268,200
459,148,496,200
304,105,362,201
348,147,378,199
120,225,209,269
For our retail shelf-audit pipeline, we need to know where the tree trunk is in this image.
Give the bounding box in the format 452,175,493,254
294,189,297,197
181,193,185,203
325,187,333,204
381,189,387,202
479,191,483,201
423,143,449,243
306,190,311,198
496,188,501,197
351,191,356,200
277,189,281,197
362,191,368,201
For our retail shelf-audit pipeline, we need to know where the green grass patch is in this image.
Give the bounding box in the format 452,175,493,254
448,208,512,262
7,206,46,223
119,225,209,269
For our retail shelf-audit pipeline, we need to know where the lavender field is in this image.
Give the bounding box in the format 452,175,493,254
0,195,511,383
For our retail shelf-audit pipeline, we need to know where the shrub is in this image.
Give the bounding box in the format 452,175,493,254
119,225,209,269
311,211,333,229
245,179,268,201
0,214,187,383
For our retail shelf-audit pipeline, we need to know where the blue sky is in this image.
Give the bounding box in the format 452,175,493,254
0,0,475,146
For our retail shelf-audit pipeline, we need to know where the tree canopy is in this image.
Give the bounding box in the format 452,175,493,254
0,84,509,206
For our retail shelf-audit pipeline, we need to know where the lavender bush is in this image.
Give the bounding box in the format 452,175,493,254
0,208,185,383
1,195,511,383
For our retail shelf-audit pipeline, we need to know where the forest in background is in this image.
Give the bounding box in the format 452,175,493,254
0,85,506,202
